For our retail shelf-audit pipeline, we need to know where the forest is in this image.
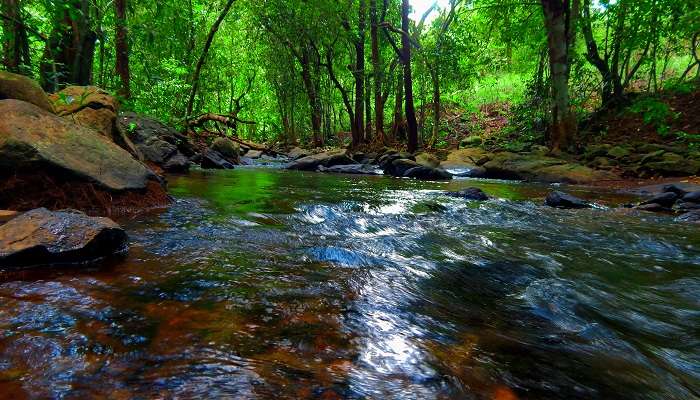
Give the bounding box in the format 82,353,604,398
3,0,699,152
1,1,700,399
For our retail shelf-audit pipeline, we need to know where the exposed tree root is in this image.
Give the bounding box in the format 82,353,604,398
0,171,171,217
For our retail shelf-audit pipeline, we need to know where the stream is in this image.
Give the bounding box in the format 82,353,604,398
1,168,699,399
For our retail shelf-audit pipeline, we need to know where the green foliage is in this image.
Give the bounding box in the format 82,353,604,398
629,97,678,136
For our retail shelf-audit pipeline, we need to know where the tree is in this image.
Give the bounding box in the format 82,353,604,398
1,0,31,73
40,0,97,91
115,0,131,99
186,0,236,119
540,0,579,151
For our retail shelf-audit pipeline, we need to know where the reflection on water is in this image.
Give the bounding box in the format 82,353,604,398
1,168,699,399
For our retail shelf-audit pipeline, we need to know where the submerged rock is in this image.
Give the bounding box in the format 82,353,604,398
635,203,668,212
545,191,591,209
447,187,490,201
0,208,128,268
676,211,700,223
0,71,54,113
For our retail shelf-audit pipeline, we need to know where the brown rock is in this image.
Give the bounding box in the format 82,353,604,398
0,71,54,113
49,86,118,116
0,208,127,268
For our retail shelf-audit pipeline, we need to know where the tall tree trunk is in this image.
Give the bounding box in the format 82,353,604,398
541,0,579,151
114,0,131,99
40,0,96,91
370,0,385,144
392,70,404,141
1,0,30,73
365,72,372,142
430,69,440,147
300,45,323,147
185,0,235,119
401,0,418,153
352,0,366,148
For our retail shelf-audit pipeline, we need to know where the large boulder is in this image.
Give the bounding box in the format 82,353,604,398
0,208,127,268
210,137,241,164
0,100,156,191
287,147,309,160
0,71,54,113
49,86,119,137
200,149,236,169
117,112,194,171
318,164,382,175
403,166,452,180
285,149,355,171
483,152,619,184
415,152,441,168
442,148,490,177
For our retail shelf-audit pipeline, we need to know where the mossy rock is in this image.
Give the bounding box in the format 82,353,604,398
210,137,241,164
0,71,54,113
607,146,631,159
415,152,440,168
460,136,482,148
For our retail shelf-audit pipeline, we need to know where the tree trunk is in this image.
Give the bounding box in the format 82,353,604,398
352,0,366,148
401,0,418,153
541,0,578,151
370,0,385,144
300,45,323,147
430,69,440,147
114,0,131,99
40,0,96,91
185,0,235,118
392,70,404,142
1,0,30,73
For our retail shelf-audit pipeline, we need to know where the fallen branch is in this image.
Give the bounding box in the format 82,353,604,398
187,112,256,129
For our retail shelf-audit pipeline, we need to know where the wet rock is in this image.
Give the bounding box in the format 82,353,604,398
0,99,156,191
447,187,489,201
640,149,666,164
0,208,128,268
635,203,668,212
676,201,700,212
162,153,190,173
200,149,235,169
545,191,590,209
0,210,19,224
0,71,54,113
681,191,700,203
386,159,421,176
403,166,452,180
639,192,678,208
245,150,263,159
676,211,700,223
318,164,381,175
210,137,241,164
285,149,355,171
663,184,689,197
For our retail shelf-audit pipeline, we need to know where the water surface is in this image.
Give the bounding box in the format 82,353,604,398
1,168,698,399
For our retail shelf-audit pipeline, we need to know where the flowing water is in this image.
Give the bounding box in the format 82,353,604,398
1,168,699,399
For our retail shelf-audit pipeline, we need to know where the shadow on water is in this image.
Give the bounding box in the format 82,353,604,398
0,168,698,399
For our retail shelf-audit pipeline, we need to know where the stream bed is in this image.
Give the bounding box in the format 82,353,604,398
1,168,699,399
